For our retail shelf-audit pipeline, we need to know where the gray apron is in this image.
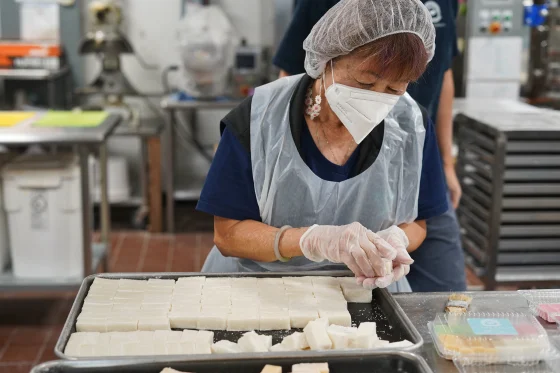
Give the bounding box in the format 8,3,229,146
202,74,425,293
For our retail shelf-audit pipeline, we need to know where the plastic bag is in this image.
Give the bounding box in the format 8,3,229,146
177,4,237,98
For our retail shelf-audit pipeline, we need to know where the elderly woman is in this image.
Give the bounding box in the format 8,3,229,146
196,0,448,291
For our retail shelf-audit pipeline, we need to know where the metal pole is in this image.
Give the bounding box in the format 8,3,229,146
79,146,93,276
99,142,111,271
165,110,176,233
48,77,56,108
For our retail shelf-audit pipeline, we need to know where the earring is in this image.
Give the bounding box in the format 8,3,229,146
305,78,322,120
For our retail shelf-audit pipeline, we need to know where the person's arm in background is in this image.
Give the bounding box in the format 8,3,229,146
273,0,321,78
436,69,461,208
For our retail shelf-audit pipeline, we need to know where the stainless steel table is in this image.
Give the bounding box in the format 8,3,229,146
395,291,560,373
0,113,121,291
160,96,242,232
113,119,165,232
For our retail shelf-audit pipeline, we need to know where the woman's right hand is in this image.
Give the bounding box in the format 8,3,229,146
299,222,397,278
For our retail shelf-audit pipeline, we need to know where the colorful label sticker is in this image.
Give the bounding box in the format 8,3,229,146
467,318,518,336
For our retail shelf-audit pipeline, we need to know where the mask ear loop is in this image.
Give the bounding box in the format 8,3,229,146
330,59,335,86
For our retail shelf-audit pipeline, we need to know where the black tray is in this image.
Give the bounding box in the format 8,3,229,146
33,352,433,373
55,272,423,361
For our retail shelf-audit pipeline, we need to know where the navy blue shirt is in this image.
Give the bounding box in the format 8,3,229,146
273,0,459,121
197,75,448,222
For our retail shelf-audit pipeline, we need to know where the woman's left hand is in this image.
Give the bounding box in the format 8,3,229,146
357,225,413,289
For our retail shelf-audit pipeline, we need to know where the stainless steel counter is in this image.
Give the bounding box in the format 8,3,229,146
0,112,120,145
395,292,560,373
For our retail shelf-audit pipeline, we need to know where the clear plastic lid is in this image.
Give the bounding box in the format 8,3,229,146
518,290,560,323
429,312,555,365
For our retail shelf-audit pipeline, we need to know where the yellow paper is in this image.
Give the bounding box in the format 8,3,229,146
0,112,36,127
34,111,109,128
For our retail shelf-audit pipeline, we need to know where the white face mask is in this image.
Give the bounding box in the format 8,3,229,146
324,61,400,144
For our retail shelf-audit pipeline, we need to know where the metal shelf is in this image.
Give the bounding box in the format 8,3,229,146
0,66,70,80
93,196,143,207
0,243,105,292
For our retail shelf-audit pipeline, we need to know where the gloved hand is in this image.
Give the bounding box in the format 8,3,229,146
299,222,397,278
357,225,413,289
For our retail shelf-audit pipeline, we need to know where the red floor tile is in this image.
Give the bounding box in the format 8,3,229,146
141,236,172,272
9,327,50,346
0,344,40,363
37,342,58,363
0,328,14,350
0,363,34,373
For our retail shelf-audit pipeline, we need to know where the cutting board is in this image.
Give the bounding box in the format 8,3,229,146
0,112,36,127
34,111,109,128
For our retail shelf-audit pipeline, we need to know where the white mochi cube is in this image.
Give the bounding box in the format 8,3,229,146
259,313,290,330
211,340,242,354
196,312,227,330
227,313,259,331
238,331,271,352
289,309,319,328
106,317,138,332
318,310,352,327
281,332,309,350
138,317,170,331
349,322,379,349
181,330,198,342
169,311,199,329
292,363,329,373
327,325,357,350
303,318,332,350
341,284,372,303
76,318,107,332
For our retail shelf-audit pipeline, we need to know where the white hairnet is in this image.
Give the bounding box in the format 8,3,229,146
303,0,436,78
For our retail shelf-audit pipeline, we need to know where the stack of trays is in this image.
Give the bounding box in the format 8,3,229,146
455,111,560,289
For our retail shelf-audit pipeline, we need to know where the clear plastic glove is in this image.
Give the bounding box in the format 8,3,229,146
357,225,413,289
299,222,397,278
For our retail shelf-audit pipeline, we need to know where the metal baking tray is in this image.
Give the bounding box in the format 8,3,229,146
55,272,423,361
500,225,560,237
499,238,560,251
504,169,560,182
505,155,560,167
502,197,560,209
503,183,560,195
33,351,433,373
507,140,560,153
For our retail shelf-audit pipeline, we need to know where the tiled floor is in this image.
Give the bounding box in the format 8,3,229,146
0,230,484,371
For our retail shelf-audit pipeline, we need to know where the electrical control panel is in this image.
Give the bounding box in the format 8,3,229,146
464,0,526,99
467,0,524,38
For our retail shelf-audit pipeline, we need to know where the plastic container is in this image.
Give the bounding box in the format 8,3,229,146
88,156,130,203
518,290,560,323
2,154,84,279
429,312,555,365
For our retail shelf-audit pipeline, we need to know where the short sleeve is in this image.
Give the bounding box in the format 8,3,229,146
272,0,313,75
196,126,261,222
417,118,449,220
